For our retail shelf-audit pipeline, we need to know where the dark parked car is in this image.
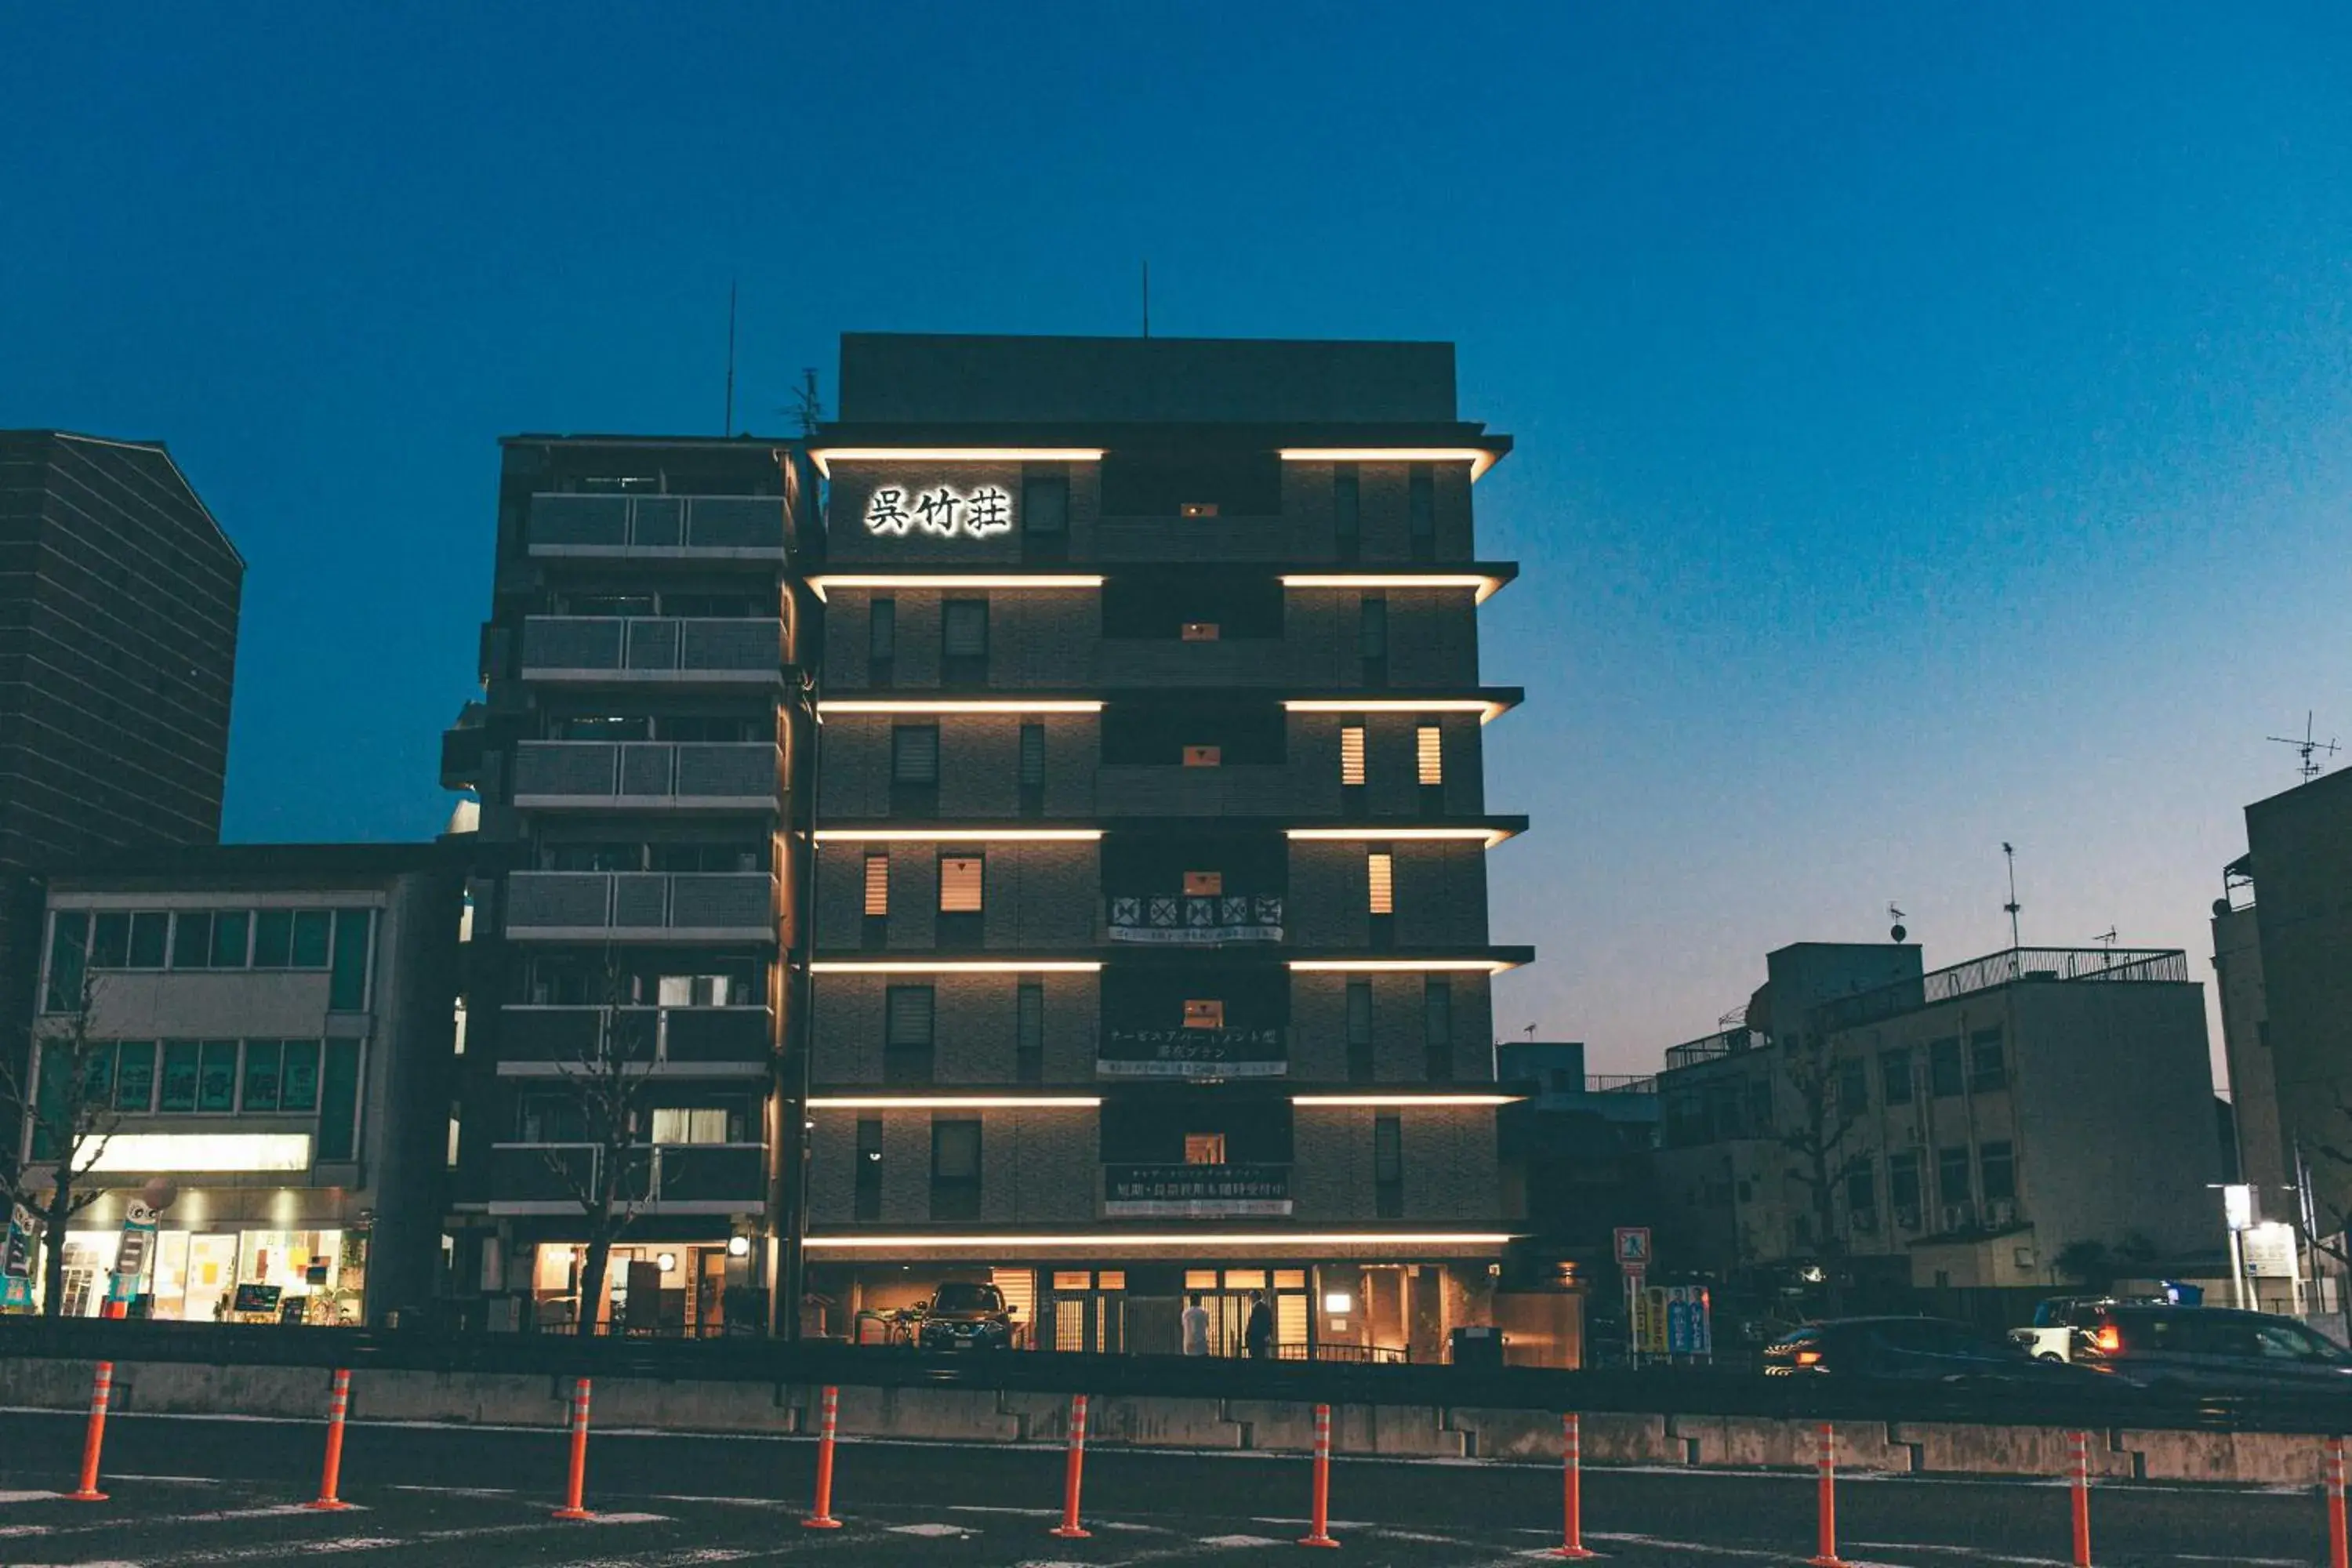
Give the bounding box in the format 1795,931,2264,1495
2076,1305,2352,1395
1763,1316,2103,1385
916,1281,1016,1352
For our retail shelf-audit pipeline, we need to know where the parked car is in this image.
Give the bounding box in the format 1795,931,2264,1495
2009,1295,2121,1363
915,1282,1016,1352
2074,1305,2352,1395
1763,1316,2103,1385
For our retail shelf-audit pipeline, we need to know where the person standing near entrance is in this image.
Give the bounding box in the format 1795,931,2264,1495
1244,1291,1274,1359
1181,1294,1210,1356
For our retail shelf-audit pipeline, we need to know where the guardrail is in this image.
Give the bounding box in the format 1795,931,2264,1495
2,1317,2347,1436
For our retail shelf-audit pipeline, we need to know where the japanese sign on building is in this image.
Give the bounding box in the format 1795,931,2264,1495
1108,895,1284,946
109,1201,158,1305
1105,1163,1294,1218
863,484,1014,540
1098,1026,1288,1079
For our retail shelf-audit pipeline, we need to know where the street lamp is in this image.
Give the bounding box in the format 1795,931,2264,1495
2216,1183,2255,1309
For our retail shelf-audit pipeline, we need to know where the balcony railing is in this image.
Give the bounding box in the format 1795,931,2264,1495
497,1004,772,1068
503,872,775,941
1103,1162,1293,1218
512,742,781,809
520,616,782,682
1812,946,2190,1035
486,1142,764,1212
1106,893,1283,946
528,493,786,555
1097,1025,1289,1080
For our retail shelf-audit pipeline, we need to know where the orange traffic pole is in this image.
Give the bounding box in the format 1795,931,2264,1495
1297,1402,1339,1549
1807,1421,1845,1568
2328,1436,2348,1568
307,1368,354,1510
801,1385,842,1530
2068,1429,2092,1567
1552,1411,1596,1559
550,1377,593,1521
67,1360,112,1503
1049,1392,1091,1539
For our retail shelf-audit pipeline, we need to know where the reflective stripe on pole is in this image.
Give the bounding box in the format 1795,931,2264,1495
67,1360,111,1503
801,1385,842,1530
2069,1429,2092,1567
1049,1392,1091,1539
550,1377,593,1521
1297,1402,1339,1549
2328,1435,2348,1568
1552,1411,1596,1559
1806,1421,1845,1568
307,1368,354,1510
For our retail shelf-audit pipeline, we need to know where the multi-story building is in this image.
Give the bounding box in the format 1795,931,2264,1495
440,437,814,1334
20,844,460,1323
2211,865,2286,1203
0,432,242,1104
1653,942,2226,1319
797,332,1530,1361
1494,1040,1659,1287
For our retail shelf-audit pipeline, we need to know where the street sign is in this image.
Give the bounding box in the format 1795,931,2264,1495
3,1204,32,1280
1613,1227,1652,1270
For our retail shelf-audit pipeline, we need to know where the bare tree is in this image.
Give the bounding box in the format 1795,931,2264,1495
537,954,658,1335
1777,1029,1862,1316
0,971,122,1316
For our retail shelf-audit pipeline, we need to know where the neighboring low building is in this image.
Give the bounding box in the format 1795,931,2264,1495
20,844,463,1323
1494,1040,1658,1287
1653,942,2227,1321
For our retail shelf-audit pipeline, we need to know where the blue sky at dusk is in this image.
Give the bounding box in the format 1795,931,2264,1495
5,5,2347,1074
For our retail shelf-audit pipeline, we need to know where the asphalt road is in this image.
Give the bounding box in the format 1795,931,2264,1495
0,1406,2332,1567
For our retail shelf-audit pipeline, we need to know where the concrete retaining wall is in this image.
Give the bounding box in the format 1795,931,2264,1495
0,1359,2331,1485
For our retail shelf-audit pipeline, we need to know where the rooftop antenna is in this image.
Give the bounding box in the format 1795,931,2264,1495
2094,927,2118,949
2002,843,2023,950
723,279,738,435
1888,903,1907,943
1142,260,1150,339
2267,711,2339,783
789,368,822,437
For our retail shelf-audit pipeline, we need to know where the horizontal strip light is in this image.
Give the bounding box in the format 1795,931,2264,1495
820,699,1104,715
811,960,1105,975
1280,573,1506,604
78,1133,313,1174
1292,1094,1523,1107
1288,958,1522,974
810,447,1106,477
1286,826,1515,848
809,575,1104,592
1277,448,1501,482
804,1231,1519,1251
815,828,1104,843
1283,698,1511,724
809,1096,1103,1110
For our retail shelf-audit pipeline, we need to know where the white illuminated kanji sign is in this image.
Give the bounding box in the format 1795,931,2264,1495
864,485,1014,540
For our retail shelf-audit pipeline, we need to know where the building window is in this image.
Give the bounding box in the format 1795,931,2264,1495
197,1040,238,1112
1018,723,1046,818
328,911,372,1011
1340,724,1367,784
938,854,984,949
1185,1132,1228,1165
1416,724,1443,813
241,1040,284,1112
1345,980,1374,1083
1182,743,1222,768
931,1118,982,1221
855,1117,884,1221
942,599,989,687
43,912,87,1011
1408,464,1436,561
891,724,940,815
1936,1145,1973,1213
862,852,890,950
1359,597,1388,687
1183,998,1225,1029
1837,1054,1868,1114
1843,1157,1875,1221
1016,982,1045,1084
281,1041,321,1112
1745,1077,1773,1133
1333,464,1360,561
1423,979,1452,1083
210,910,252,969
1888,1151,1922,1229
1969,1027,2006,1091
1374,1114,1403,1218
318,1040,363,1160
114,1042,156,1113
1980,1140,2016,1203
652,1105,747,1144
1928,1036,1963,1097
885,986,935,1083
1024,472,1069,562
1879,1047,1913,1106
84,909,169,971
868,597,896,687
1367,851,1394,915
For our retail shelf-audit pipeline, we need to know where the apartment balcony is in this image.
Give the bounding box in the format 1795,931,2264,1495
503,872,775,943
1106,893,1283,946
526,493,787,559
520,616,782,686
495,1004,773,1075
485,1142,765,1215
1094,764,1300,817
511,742,781,811
1103,1162,1294,1218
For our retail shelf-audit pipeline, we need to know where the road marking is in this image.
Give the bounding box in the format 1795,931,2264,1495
0,1490,62,1503
950,1504,1056,1515
587,1512,674,1525
386,1483,517,1497
1199,1535,1283,1548
1252,1516,1373,1529
887,1523,971,1537
651,1494,794,1508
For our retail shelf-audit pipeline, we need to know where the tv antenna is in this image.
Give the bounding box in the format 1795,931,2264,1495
2267,712,2339,782
789,368,823,437
2002,842,2023,949
2093,927,2118,950
1887,903,1907,943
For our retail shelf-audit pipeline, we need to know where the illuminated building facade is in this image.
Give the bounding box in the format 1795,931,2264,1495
799,333,1532,1359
